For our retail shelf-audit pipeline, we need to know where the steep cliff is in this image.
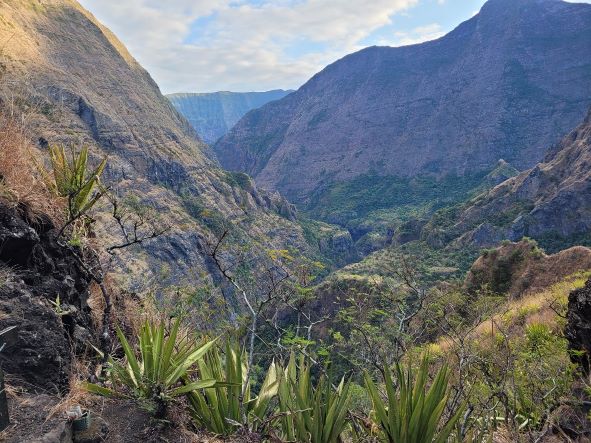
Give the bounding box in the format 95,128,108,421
0,0,324,289
167,90,292,144
0,201,95,393
215,0,591,212
566,278,591,373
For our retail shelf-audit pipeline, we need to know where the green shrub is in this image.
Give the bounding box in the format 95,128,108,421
348,382,372,414
511,322,575,428
224,171,252,190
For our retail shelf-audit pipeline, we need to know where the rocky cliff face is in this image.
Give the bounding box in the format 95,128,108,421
0,0,323,289
566,278,591,373
429,107,591,251
0,202,95,393
215,0,591,206
167,90,292,145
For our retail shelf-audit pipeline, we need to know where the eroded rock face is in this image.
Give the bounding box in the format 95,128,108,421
0,202,95,392
566,278,591,373
423,107,591,251
0,0,318,293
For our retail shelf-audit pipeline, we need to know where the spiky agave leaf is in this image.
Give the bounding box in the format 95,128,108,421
364,356,465,443
86,318,218,409
47,144,107,221
278,353,352,443
187,340,279,435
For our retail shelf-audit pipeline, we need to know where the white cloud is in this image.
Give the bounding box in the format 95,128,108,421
393,23,444,46
78,0,418,93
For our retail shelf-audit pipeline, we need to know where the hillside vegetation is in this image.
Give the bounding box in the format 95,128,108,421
0,0,344,294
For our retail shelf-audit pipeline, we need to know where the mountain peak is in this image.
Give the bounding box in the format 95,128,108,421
477,0,563,20
481,0,559,8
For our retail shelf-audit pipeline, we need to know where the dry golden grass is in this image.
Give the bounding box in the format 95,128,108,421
0,385,23,441
36,345,99,423
485,271,589,333
0,379,62,441
477,271,588,336
87,282,106,331
491,427,523,443
0,111,64,222
111,285,157,337
46,386,91,423
89,276,162,356
429,271,591,356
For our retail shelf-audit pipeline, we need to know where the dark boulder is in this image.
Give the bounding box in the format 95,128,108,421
565,278,591,373
0,202,96,392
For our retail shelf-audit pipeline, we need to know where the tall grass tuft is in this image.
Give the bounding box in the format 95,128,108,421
0,112,62,220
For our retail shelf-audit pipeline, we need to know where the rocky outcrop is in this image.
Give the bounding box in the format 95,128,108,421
464,240,591,297
215,0,591,205
566,278,591,373
167,90,292,145
392,219,426,246
0,202,95,392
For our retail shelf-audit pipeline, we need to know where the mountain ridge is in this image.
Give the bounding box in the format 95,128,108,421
215,0,591,207
429,106,591,252
167,89,292,144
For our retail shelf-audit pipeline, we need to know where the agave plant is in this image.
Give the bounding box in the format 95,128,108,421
364,356,463,443
278,354,352,443
187,340,279,435
86,318,217,417
48,144,107,224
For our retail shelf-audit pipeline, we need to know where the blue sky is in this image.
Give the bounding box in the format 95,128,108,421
79,0,589,94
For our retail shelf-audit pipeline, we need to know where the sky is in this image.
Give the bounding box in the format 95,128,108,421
78,0,590,94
